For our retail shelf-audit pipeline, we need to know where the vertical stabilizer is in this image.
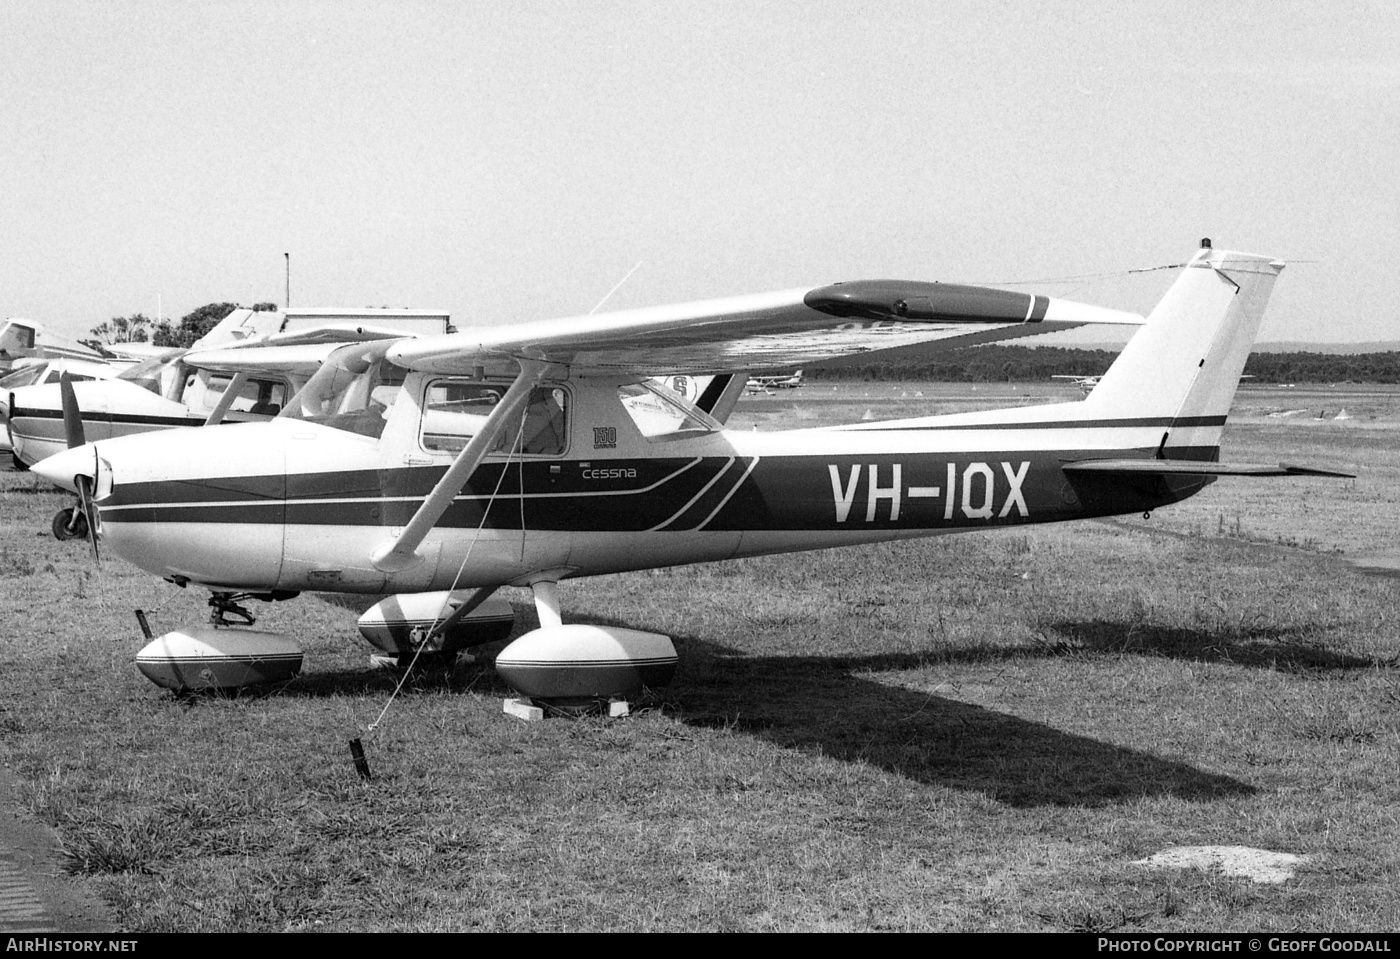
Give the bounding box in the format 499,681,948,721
1083,244,1284,456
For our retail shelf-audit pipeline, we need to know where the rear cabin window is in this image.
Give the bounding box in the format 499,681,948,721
421,381,569,456
617,381,718,441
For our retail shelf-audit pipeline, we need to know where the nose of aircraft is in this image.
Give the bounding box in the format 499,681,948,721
30,443,95,493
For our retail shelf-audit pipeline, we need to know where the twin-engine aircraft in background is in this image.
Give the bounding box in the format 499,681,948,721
34,243,1350,704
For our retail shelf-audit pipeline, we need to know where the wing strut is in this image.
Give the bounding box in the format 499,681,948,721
370,359,547,574
204,371,249,425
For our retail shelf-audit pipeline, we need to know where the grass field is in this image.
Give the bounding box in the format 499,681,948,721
2,383,1398,931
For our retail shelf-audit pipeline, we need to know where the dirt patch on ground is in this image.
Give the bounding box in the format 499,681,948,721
1132,846,1310,884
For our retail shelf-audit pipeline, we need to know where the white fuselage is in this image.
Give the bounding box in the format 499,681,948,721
54,368,1202,595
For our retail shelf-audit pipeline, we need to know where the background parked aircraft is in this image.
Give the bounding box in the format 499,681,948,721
0,357,125,461
0,319,105,373
745,369,805,393
7,307,453,469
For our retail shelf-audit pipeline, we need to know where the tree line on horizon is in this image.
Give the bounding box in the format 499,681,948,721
84,302,278,351
807,345,1400,385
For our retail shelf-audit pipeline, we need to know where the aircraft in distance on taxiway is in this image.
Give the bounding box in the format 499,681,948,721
34,241,1350,702
745,369,806,393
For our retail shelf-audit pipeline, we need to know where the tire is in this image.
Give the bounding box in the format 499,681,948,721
52,508,88,541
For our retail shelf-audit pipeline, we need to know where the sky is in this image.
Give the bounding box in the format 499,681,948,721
2,0,1397,345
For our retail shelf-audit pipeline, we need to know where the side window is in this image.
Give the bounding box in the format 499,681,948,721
246,378,286,415
41,369,92,384
618,381,718,441
518,387,568,455
194,375,287,415
421,381,568,456
422,383,503,453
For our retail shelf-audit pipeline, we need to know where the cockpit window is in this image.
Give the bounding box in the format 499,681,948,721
618,380,718,441
421,380,569,455
0,366,43,390
281,341,407,439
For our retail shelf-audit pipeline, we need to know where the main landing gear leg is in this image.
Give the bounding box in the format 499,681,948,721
208,593,257,627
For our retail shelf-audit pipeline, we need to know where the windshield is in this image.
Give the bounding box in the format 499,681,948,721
0,365,44,390
117,349,186,396
280,340,407,439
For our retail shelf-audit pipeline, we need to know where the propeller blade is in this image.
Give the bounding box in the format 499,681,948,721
59,371,86,449
74,473,100,563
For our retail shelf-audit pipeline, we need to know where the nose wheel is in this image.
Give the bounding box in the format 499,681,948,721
52,506,89,541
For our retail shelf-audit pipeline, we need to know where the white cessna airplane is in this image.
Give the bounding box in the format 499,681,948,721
33,242,1348,701
1051,374,1103,396
746,369,805,393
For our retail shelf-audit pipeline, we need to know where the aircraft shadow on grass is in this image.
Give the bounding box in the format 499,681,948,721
265,615,1256,810
666,646,1254,810
1030,618,1379,672
175,587,1383,807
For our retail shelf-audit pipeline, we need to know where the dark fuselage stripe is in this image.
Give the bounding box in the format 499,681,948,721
99,448,1218,533
844,415,1228,432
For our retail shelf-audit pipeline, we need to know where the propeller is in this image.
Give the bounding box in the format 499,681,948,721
59,370,86,448
57,372,101,561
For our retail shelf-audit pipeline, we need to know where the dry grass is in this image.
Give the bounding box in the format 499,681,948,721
1,385,1398,931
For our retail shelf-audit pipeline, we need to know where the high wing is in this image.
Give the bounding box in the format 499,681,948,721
368,279,1142,574
182,342,347,375
388,281,1144,376
182,324,445,375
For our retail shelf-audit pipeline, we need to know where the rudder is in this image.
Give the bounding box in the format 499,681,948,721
1083,242,1284,457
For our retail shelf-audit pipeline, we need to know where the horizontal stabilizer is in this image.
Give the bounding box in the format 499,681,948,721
1063,459,1355,479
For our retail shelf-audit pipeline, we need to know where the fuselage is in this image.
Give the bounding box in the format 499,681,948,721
41,366,1211,595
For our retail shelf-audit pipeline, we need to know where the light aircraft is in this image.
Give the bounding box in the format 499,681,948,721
1051,374,1102,396
10,345,311,472
0,357,125,460
7,308,453,470
746,369,805,393
34,243,1349,703
0,319,105,373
